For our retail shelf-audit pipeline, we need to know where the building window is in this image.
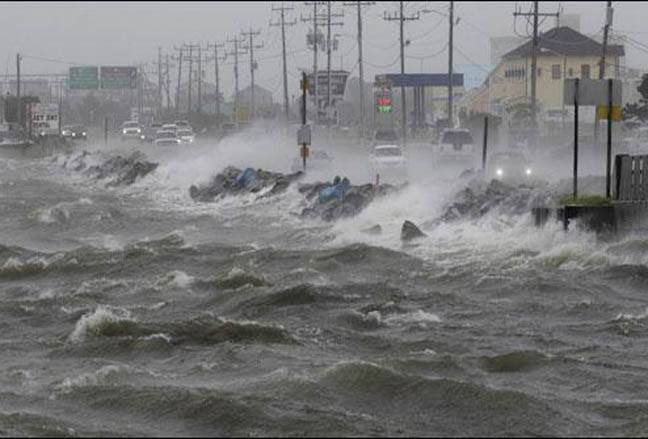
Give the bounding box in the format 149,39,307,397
581,64,590,79
568,68,574,77
552,64,561,80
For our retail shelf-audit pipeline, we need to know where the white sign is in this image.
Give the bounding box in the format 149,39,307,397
30,103,59,135
563,79,622,106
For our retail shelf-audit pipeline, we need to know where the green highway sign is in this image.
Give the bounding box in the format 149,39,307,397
69,66,99,90
100,66,137,89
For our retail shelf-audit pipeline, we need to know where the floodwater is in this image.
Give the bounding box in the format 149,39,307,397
1,125,647,436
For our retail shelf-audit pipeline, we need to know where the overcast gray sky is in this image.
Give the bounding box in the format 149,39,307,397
1,1,647,99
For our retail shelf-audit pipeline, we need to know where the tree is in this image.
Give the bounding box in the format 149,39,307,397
624,73,648,121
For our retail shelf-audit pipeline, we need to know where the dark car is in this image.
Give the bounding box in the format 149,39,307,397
61,124,87,140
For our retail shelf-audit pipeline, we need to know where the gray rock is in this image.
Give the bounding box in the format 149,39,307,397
401,220,427,242
299,181,405,222
424,177,553,229
64,152,158,187
190,167,303,202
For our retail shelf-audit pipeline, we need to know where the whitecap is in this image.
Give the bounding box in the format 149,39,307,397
68,305,133,343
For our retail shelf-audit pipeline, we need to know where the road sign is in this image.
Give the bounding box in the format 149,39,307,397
597,105,623,121
69,66,99,90
100,66,138,89
564,79,622,106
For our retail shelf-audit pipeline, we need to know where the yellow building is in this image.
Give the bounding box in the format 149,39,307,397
485,26,624,115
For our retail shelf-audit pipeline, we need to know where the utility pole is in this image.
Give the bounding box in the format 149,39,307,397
16,53,21,127
174,46,184,115
448,1,454,128
271,2,297,124
384,2,420,145
600,1,613,79
180,43,202,114
344,1,374,141
241,28,263,121
207,42,225,126
303,2,325,124
596,1,613,149
137,63,144,122
227,35,247,125
188,45,193,114
157,47,163,117
198,44,202,112
187,44,193,114
165,53,172,110
513,3,559,144
324,2,344,135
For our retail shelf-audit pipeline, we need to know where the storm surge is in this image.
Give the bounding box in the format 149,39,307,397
1,132,647,437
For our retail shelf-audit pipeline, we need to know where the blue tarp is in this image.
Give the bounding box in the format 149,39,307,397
237,167,258,187
319,180,350,204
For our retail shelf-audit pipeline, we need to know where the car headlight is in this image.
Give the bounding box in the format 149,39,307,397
82,132,86,136
496,168,503,177
136,128,141,133
122,129,127,134
525,168,532,175
72,133,76,137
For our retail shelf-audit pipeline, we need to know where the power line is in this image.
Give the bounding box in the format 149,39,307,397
20,54,85,66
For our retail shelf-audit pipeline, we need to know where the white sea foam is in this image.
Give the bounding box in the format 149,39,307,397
385,310,442,326
68,305,133,343
158,270,194,289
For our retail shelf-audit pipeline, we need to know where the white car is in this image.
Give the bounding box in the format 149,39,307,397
154,130,180,146
177,128,195,144
369,144,408,184
121,121,142,141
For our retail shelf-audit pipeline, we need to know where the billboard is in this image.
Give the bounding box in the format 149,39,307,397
69,66,99,90
563,79,622,106
30,103,59,136
100,66,138,89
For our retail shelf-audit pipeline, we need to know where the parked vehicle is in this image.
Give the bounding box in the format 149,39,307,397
154,130,180,146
